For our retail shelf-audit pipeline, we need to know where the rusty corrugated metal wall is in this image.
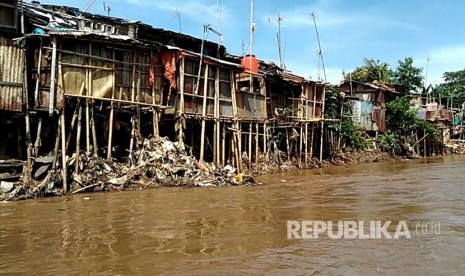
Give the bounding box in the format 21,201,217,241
0,35,24,112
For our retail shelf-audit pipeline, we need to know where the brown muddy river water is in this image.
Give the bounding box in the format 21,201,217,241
1,156,465,275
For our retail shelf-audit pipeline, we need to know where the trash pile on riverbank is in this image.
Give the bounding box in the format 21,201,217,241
0,137,254,201
444,140,465,155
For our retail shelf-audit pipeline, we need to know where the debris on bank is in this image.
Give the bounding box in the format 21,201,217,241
444,140,465,155
0,137,255,201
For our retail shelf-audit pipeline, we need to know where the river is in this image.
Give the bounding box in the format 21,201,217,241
1,156,465,275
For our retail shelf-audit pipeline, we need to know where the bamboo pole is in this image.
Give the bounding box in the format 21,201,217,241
248,122,252,169
255,122,259,167
34,118,42,157
215,67,220,166
129,115,136,158
299,123,303,168
304,122,308,167
136,69,141,131
65,82,85,151
85,63,91,153
178,57,185,149
151,67,159,137
23,46,32,182
263,122,267,156
310,124,315,158
319,85,326,163
222,124,226,166
238,122,243,172
131,48,136,102
49,37,57,116
60,109,67,193
75,99,82,172
231,130,236,167
199,64,209,162
285,127,290,161
52,118,61,171
107,86,117,159
34,38,43,104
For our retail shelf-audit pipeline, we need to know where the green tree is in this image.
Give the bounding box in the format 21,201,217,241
432,68,465,108
393,57,423,95
344,58,393,84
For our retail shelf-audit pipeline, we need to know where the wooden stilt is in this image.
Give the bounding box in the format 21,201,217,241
319,121,325,163
60,109,67,193
52,118,60,171
34,117,43,157
178,57,185,149
199,64,209,162
129,115,136,155
75,100,82,172
285,127,290,161
65,82,85,151
90,102,98,155
310,123,315,158
299,123,303,168
237,122,243,172
107,87,118,160
85,98,90,153
255,122,259,167
222,124,226,166
263,122,267,156
248,122,252,169
304,123,308,167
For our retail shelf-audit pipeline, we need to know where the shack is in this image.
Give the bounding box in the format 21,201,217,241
337,80,397,135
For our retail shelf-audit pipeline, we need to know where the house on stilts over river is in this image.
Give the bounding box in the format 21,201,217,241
0,1,327,180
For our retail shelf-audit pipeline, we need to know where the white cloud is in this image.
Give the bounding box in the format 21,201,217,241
415,45,465,85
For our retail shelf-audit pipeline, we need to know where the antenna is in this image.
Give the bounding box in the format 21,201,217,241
269,13,285,68
424,55,430,88
311,12,327,82
80,0,96,17
103,1,111,16
173,8,182,32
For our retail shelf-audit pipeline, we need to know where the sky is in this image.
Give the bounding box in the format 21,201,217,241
36,0,465,85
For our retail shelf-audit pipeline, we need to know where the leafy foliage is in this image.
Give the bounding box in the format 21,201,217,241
376,131,400,153
431,68,465,108
393,57,423,95
344,58,393,84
